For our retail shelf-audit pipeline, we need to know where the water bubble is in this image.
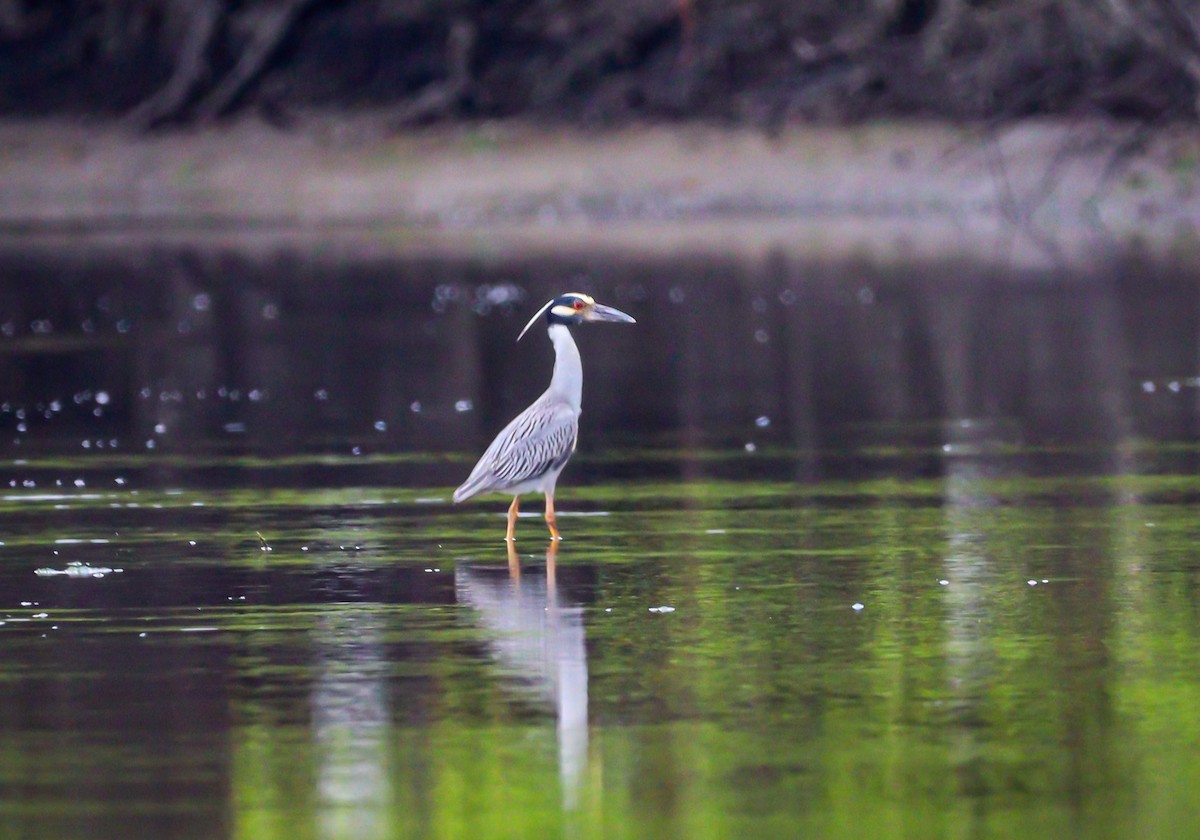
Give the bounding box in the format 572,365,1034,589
146,439,156,449
744,442,757,452
754,329,769,344
31,319,52,334
648,606,676,613
314,389,329,401
751,297,768,313
1168,380,1181,393
778,289,797,305
139,387,151,399
455,399,474,413
248,389,264,402
15,423,25,433
410,401,422,413
262,304,279,320
755,415,770,428
115,477,126,485
857,287,876,305
116,319,131,334
351,446,361,456
154,423,166,435
81,440,91,449
95,391,110,406
374,420,388,432
49,400,61,413
15,409,24,420
668,287,686,304
192,293,211,312
73,479,85,487
852,603,865,611
1027,579,1038,586
939,579,949,586
1142,381,1156,393
0,322,12,337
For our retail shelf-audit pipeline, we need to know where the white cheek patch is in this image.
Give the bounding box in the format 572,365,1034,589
551,305,579,318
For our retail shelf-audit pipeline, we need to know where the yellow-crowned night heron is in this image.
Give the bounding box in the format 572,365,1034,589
454,292,636,541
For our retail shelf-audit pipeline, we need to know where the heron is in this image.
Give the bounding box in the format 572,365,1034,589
453,292,636,541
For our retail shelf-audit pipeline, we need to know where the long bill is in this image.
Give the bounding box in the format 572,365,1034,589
585,303,636,324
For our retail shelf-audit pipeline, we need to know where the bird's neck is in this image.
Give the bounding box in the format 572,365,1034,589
547,324,583,413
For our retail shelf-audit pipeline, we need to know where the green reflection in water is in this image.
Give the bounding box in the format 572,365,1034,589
0,464,1198,839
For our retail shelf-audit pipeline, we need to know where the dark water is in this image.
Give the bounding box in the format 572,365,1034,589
1,236,1199,838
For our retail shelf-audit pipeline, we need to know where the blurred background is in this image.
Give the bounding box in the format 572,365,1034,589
2,3,1200,840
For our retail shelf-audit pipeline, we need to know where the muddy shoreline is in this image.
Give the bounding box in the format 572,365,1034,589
2,118,1198,269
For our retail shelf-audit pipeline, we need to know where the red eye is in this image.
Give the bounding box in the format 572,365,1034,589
573,300,585,310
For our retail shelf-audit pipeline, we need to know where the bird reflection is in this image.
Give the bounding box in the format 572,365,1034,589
455,542,589,809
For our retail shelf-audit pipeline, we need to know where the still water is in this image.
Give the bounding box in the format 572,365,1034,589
0,236,1199,839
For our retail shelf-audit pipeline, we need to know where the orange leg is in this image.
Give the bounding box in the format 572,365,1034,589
545,493,561,541
506,496,519,542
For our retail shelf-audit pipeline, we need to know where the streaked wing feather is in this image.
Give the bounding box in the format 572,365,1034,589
454,398,578,501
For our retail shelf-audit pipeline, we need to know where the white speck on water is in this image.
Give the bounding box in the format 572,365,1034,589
138,632,147,638
454,399,474,413
1169,380,1182,392
351,446,361,456
95,391,110,405
852,603,864,611
179,627,218,633
315,388,329,401
1027,580,1038,586
1145,522,1155,527
32,612,48,619
73,479,85,487
744,442,757,452
154,423,166,435
115,477,126,485
410,401,422,413
223,422,246,434
192,293,211,311
301,546,309,551
415,497,444,504
939,579,949,586
857,286,876,305
262,303,279,320
754,329,769,343
374,420,387,431
1042,579,1049,583
425,568,433,573
188,540,197,546
1142,380,1156,393
145,439,155,449
706,529,726,534
648,606,676,613
755,415,770,428
668,286,685,304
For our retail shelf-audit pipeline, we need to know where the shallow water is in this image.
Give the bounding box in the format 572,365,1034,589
1,238,1199,838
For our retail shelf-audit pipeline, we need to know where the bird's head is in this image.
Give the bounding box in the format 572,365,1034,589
517,292,636,341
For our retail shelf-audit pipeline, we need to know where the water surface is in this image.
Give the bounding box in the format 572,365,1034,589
0,239,1198,839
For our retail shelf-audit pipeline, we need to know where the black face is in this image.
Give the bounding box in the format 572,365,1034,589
546,294,590,326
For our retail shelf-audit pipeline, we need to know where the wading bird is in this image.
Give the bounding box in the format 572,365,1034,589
453,292,636,541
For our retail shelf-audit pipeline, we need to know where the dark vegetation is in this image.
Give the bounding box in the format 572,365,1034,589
1,0,1198,129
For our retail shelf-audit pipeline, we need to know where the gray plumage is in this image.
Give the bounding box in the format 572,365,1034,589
453,395,578,502
453,292,634,541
